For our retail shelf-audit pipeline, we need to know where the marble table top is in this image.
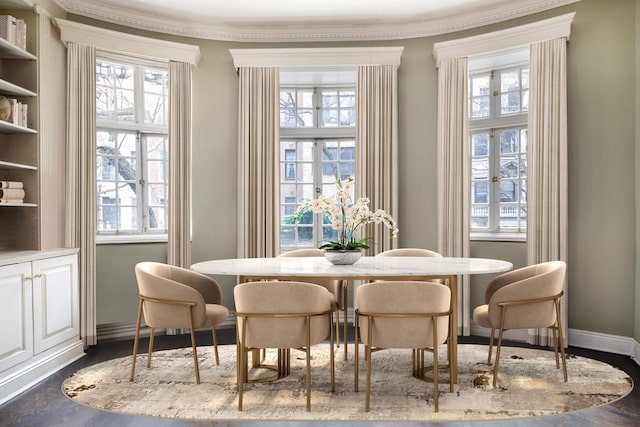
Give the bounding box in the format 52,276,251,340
191,256,513,279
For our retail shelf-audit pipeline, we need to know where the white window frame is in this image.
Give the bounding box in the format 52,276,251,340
279,84,356,253
469,64,529,241
95,53,169,243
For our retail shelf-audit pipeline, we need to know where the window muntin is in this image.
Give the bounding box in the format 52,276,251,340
469,65,528,236
96,57,169,237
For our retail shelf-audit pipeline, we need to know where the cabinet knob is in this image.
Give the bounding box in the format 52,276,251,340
25,275,32,281
34,273,42,279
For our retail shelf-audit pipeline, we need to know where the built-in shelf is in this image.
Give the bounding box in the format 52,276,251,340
0,201,35,207
0,120,36,134
0,36,35,60
0,78,35,96
0,159,36,170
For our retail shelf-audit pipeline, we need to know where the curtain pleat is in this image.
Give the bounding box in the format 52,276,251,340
527,38,568,345
436,57,471,336
355,65,398,255
237,67,280,258
65,43,97,347
168,61,192,268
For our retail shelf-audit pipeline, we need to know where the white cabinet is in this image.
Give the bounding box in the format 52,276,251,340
0,261,33,373
32,254,79,354
0,249,83,405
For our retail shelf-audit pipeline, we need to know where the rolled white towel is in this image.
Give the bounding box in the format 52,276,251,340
0,181,23,189
0,198,23,204
0,188,25,199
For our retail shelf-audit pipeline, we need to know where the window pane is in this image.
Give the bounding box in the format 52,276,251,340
340,91,355,107
144,93,166,125
472,181,489,204
298,109,314,126
522,90,529,111
471,76,490,96
500,157,519,178
471,96,490,118
144,69,168,95
500,130,519,154
147,183,166,206
147,206,166,230
298,90,313,108
472,133,489,156
499,180,518,202
322,91,338,107
340,109,355,127
472,158,489,180
116,89,135,121
96,87,115,120
119,206,138,230
500,92,520,114
500,70,520,92
521,69,529,89
322,109,339,127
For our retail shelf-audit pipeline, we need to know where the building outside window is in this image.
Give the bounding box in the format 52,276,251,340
279,86,356,252
469,65,529,238
95,55,169,239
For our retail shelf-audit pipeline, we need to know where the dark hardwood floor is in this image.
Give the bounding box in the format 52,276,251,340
0,328,638,427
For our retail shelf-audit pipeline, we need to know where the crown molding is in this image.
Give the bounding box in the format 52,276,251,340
55,0,581,43
230,47,404,69
433,12,575,67
54,18,200,65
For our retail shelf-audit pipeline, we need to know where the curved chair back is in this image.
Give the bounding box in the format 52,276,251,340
356,281,450,349
234,281,332,349
376,248,442,258
485,260,566,329
135,262,216,329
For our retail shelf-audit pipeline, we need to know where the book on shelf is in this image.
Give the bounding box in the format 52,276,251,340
0,15,27,50
0,181,23,189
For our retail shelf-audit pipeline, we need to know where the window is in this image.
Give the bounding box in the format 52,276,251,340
469,66,528,237
95,56,169,239
279,86,356,252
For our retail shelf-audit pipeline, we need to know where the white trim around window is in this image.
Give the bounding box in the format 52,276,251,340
55,18,201,65
432,12,575,67
229,47,404,69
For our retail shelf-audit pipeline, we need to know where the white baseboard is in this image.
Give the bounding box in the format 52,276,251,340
633,339,640,367
568,329,637,357
0,340,85,406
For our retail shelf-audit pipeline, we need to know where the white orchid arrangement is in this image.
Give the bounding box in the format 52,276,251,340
292,177,399,251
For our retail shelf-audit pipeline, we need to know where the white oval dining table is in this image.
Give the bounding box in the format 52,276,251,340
192,256,513,384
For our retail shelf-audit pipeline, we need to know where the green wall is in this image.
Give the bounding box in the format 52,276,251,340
84,0,639,339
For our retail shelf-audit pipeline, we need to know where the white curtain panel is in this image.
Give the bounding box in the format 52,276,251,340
436,57,471,336
167,61,192,268
237,67,280,258
355,65,399,256
65,43,97,346
527,38,569,345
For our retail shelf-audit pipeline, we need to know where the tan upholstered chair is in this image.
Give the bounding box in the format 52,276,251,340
355,281,452,412
472,260,567,387
376,248,444,284
376,248,443,258
130,262,229,384
280,248,348,359
234,281,335,411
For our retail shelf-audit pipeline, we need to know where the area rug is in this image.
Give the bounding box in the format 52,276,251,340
61,344,632,422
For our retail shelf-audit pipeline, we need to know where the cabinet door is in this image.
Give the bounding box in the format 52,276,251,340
32,255,79,354
0,262,33,373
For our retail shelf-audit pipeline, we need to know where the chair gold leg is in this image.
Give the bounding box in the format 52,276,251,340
365,319,373,412
551,326,560,368
433,320,439,412
354,313,359,392
488,328,495,365
330,312,335,392
129,298,144,382
555,299,568,382
212,327,220,365
493,310,507,387
343,282,348,361
187,307,201,385
305,316,311,412
146,327,155,368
